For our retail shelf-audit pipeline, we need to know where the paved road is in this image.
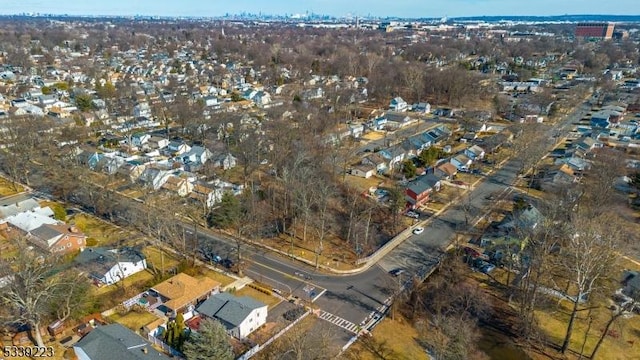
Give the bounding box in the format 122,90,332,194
190,100,592,343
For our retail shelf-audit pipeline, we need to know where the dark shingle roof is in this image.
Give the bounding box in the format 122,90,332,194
196,292,266,329
74,323,168,360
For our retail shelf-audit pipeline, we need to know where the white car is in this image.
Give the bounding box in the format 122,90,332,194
412,227,424,235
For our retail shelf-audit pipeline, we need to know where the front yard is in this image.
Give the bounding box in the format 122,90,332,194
71,213,135,246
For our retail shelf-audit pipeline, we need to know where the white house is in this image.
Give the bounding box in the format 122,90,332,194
196,292,268,339
464,145,486,161
450,153,473,170
74,247,147,286
133,102,152,118
389,97,408,112
350,164,376,179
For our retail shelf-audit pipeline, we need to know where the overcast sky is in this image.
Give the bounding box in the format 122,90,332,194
2,0,639,18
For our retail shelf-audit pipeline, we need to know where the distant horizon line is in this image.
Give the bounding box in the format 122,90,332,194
0,12,638,20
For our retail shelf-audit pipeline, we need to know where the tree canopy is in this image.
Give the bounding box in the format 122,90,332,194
182,319,233,360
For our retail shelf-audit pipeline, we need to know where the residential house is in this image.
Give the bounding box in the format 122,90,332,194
540,164,577,191
162,175,193,197
368,116,388,131
464,145,486,161
389,97,408,112
350,164,376,179
403,135,430,155
181,146,212,165
28,223,87,255
379,146,406,169
498,204,543,232
413,102,431,114
203,95,219,107
555,157,591,173
133,102,151,118
435,163,458,180
590,111,613,128
166,140,191,156
622,270,640,298
385,112,413,128
149,273,220,319
117,161,146,182
362,153,388,174
196,292,268,339
5,209,57,232
131,133,151,148
139,167,172,190
190,182,218,208
211,153,237,170
95,156,125,175
74,323,169,360
146,136,169,150
405,174,441,210
74,247,147,286
450,154,473,171
0,195,42,223
574,137,602,154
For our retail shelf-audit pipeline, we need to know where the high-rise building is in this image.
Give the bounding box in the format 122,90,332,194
575,22,615,39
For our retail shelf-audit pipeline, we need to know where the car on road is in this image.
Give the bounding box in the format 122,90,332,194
412,227,424,235
405,211,419,219
221,258,234,269
389,268,406,277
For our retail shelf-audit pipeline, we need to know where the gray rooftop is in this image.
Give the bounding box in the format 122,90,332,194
0,194,40,219
196,292,266,329
74,323,169,360
75,247,146,279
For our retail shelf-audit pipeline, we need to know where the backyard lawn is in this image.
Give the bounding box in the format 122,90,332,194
109,310,161,331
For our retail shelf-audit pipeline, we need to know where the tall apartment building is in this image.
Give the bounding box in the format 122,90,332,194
575,22,615,39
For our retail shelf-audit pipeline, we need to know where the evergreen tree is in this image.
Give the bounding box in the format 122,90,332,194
182,319,233,360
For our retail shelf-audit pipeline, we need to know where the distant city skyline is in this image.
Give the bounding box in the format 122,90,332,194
2,0,640,18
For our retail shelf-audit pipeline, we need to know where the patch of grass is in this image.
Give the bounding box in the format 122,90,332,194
344,174,386,194
71,213,129,246
534,297,640,360
347,316,426,360
39,200,66,221
142,246,181,272
109,311,160,331
198,268,235,287
0,177,23,196
234,285,281,309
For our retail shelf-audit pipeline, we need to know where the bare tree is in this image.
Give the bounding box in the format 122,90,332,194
0,241,77,347
559,214,620,354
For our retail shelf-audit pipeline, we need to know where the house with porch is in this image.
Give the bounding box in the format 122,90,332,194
435,163,458,180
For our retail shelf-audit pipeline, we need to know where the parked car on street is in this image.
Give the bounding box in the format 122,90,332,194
405,211,419,219
412,227,424,235
389,268,406,277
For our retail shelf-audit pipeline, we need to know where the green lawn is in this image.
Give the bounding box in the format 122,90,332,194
71,213,130,246
109,311,161,331
142,246,181,272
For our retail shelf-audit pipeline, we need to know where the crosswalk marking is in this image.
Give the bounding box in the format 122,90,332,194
318,310,360,333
